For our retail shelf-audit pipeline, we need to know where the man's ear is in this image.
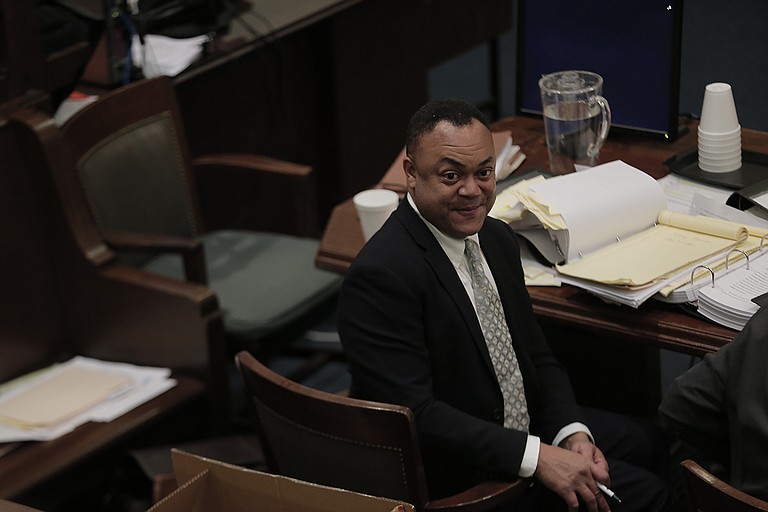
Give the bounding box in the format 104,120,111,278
403,157,417,185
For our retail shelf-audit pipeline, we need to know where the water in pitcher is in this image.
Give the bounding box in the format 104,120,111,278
543,101,602,169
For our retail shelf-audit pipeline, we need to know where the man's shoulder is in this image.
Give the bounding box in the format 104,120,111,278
722,305,768,361
483,215,515,232
480,216,520,248
353,215,420,264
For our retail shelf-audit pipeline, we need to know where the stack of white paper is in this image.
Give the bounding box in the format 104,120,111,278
697,250,768,330
0,357,175,442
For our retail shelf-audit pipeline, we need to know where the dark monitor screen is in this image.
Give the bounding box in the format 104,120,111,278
516,0,684,140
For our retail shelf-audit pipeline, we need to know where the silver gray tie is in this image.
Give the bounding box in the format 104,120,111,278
465,239,530,431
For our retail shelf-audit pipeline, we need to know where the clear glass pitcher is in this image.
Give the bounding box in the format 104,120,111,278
539,70,611,173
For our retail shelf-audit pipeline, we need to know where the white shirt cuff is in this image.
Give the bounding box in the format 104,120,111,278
519,435,540,478
552,422,594,448
520,423,593,477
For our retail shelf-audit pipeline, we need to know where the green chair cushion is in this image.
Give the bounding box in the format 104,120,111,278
142,230,341,340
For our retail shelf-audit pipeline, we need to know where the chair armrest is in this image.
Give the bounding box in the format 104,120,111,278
102,230,208,285
192,153,319,237
91,263,220,372
69,263,229,432
424,478,529,512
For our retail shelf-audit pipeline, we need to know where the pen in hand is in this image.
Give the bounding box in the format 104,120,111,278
597,482,622,503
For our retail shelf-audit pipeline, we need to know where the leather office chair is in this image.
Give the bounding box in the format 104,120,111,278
680,459,768,512
60,75,342,363
235,350,527,512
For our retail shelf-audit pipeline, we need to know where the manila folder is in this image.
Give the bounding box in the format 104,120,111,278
0,366,131,428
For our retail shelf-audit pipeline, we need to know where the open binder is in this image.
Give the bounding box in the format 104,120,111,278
491,160,767,307
695,246,768,330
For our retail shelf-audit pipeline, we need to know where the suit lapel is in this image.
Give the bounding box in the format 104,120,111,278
396,203,496,372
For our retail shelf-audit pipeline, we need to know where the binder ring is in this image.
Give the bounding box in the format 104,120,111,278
761,233,768,250
691,265,715,288
725,249,750,270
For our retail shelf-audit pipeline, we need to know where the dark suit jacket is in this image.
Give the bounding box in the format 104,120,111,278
338,200,585,496
659,304,768,500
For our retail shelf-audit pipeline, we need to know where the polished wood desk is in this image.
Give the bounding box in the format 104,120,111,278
316,116,768,357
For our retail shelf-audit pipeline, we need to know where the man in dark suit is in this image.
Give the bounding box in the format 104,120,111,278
659,304,768,502
338,99,669,512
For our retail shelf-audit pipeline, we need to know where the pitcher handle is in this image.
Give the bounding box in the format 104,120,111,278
586,95,611,158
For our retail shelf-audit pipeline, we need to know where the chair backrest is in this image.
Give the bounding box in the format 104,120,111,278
681,459,768,512
61,76,201,241
0,109,67,382
235,350,432,508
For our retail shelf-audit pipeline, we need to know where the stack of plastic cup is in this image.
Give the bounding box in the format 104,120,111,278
698,82,741,173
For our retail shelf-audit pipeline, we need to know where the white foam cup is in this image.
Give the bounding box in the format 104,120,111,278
699,161,741,173
699,83,740,134
698,146,741,159
697,137,741,151
698,157,741,170
698,125,741,140
697,148,741,161
698,154,741,173
353,189,399,241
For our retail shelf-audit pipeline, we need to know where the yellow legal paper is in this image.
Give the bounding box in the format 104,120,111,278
555,211,748,287
0,366,131,429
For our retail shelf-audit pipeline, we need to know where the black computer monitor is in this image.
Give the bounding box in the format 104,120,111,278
516,0,684,140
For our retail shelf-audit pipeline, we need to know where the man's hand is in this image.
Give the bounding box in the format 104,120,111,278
534,441,612,512
561,432,611,478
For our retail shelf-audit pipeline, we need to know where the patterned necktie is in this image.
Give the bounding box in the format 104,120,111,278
465,239,530,432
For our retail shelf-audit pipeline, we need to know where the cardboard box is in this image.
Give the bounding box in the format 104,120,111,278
148,450,415,512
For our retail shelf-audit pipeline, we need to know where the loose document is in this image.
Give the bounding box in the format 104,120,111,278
0,356,175,442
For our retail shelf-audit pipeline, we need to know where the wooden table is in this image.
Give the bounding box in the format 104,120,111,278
315,116,768,357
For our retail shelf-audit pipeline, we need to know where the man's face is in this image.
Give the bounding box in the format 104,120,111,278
404,119,496,239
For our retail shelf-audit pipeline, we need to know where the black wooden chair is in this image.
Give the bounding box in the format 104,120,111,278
235,350,527,512
59,75,342,365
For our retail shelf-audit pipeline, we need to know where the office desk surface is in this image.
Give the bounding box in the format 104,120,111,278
316,116,768,355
